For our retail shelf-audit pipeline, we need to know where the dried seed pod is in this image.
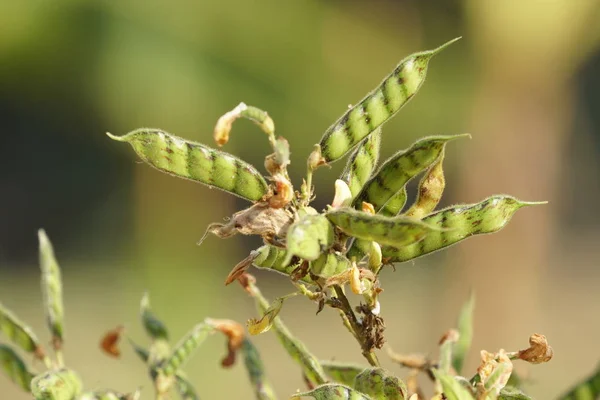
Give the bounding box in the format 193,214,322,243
340,128,382,198
140,293,169,340
38,229,65,352
320,361,366,387
404,148,446,219
107,129,269,202
161,323,215,376
291,383,371,399
453,292,475,374
326,208,441,249
284,213,335,264
241,339,277,400
0,344,36,393
382,196,546,263
353,367,408,400
213,102,275,146
557,363,600,400
318,38,461,163
478,349,513,397
438,329,459,374
0,302,44,359
30,368,83,400
516,334,553,364
353,134,468,213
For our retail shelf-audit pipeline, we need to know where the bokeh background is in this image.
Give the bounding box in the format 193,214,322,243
2,0,600,398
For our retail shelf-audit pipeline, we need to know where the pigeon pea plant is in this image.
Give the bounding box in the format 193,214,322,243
3,39,599,399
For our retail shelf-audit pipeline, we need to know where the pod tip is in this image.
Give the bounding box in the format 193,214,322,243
106,132,127,142
431,36,462,56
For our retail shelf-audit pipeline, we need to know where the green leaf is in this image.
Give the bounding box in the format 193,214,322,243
38,229,65,349
0,302,44,358
0,344,36,392
498,386,533,400
241,338,277,400
321,360,367,387
557,362,600,400
453,292,475,374
140,292,169,340
175,373,200,400
432,369,476,400
291,383,372,399
353,367,407,399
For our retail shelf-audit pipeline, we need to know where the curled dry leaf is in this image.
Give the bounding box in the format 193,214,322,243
100,325,125,358
477,349,513,396
205,319,245,368
517,333,553,364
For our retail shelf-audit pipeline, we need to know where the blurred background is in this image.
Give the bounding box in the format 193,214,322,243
1,0,600,398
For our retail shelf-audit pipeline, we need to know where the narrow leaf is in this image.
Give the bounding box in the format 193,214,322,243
321,360,366,387
140,292,169,340
175,373,200,400
241,338,277,400
0,302,44,358
0,344,36,392
432,369,475,400
291,383,371,399
498,386,533,400
453,292,475,374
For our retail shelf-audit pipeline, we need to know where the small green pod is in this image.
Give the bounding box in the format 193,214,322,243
241,339,277,400
140,293,169,341
340,128,382,199
284,213,335,264
161,323,214,376
353,134,467,212
291,383,371,400
0,344,36,392
30,368,83,400
404,148,446,219
310,251,352,279
353,367,407,400
38,230,65,347
320,361,367,387
382,195,546,263
0,302,43,356
252,245,313,284
557,363,600,400
326,208,441,249
379,187,407,217
107,129,269,202
318,38,461,163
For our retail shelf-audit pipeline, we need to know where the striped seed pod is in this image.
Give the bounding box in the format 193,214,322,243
284,213,335,264
241,339,277,400
140,293,169,340
310,252,352,280
0,302,44,359
38,229,65,350
107,129,269,202
352,134,468,213
30,368,83,400
326,208,442,249
339,128,382,199
0,344,36,392
160,323,215,376
381,195,546,263
404,148,446,219
320,361,366,387
353,367,408,400
291,383,371,400
318,38,461,163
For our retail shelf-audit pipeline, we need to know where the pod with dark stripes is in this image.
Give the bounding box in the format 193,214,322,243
310,251,353,279
353,134,468,213
318,38,461,163
321,361,366,387
379,187,407,217
353,367,408,400
291,383,371,399
0,344,36,393
30,368,83,400
107,129,269,202
161,323,214,376
241,339,277,400
558,363,600,400
326,208,442,249
382,195,546,263
284,213,335,264
340,128,382,199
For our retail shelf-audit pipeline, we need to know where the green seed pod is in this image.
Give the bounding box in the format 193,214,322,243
284,213,335,264
30,368,83,400
340,128,382,199
498,386,533,400
326,208,441,249
353,367,407,400
310,251,352,279
382,196,546,263
241,339,277,400
140,292,169,340
291,383,371,400
318,38,461,163
432,369,476,400
0,302,43,357
38,229,65,349
106,129,268,202
353,134,467,212
379,187,407,217
453,292,475,374
404,148,446,219
161,323,214,376
0,344,36,392
558,363,600,400
175,374,200,400
321,361,366,387
248,283,327,386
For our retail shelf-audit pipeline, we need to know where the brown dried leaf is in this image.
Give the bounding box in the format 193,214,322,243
100,326,124,358
517,333,553,364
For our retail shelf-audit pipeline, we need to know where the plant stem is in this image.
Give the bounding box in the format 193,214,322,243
332,285,380,367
